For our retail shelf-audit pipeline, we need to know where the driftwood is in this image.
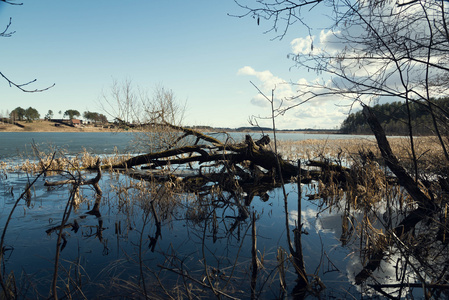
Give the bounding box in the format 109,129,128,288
45,219,79,235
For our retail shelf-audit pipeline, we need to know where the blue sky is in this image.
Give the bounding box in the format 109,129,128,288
1,0,347,129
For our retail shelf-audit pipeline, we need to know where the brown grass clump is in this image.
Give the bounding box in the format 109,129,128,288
4,149,131,174
275,137,377,162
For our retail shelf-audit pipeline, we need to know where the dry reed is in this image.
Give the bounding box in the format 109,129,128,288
276,136,447,169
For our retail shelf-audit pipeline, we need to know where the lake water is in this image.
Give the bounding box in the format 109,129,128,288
0,132,420,299
0,132,135,159
0,131,369,159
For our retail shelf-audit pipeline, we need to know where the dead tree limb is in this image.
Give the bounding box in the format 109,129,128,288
362,105,433,210
354,105,439,285
112,128,302,180
44,159,103,216
45,159,102,188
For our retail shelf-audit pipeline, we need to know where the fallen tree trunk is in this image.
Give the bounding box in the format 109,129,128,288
110,126,385,206
363,105,434,210
112,128,304,180
353,105,439,284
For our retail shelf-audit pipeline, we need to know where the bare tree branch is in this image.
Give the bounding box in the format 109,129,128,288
0,17,15,37
0,71,55,92
0,0,23,5
230,0,323,39
1,1,55,92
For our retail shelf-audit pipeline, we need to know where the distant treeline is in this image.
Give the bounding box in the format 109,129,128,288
340,97,449,135
187,125,340,133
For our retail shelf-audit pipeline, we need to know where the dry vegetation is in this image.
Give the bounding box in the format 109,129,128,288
0,148,130,173
276,136,447,173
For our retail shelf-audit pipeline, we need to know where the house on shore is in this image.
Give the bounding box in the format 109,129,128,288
71,119,83,127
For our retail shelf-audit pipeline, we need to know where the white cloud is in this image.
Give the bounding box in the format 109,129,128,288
238,66,287,89
237,66,296,106
319,29,345,53
292,105,347,128
294,106,329,119
237,66,356,128
250,94,270,107
290,30,344,56
290,36,315,55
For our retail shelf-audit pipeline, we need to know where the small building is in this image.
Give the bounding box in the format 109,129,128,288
71,119,83,127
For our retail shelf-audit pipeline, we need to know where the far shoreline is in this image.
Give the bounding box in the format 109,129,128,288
0,120,344,135
0,121,118,133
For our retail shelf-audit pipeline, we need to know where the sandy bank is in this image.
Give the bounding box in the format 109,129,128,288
0,120,121,133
